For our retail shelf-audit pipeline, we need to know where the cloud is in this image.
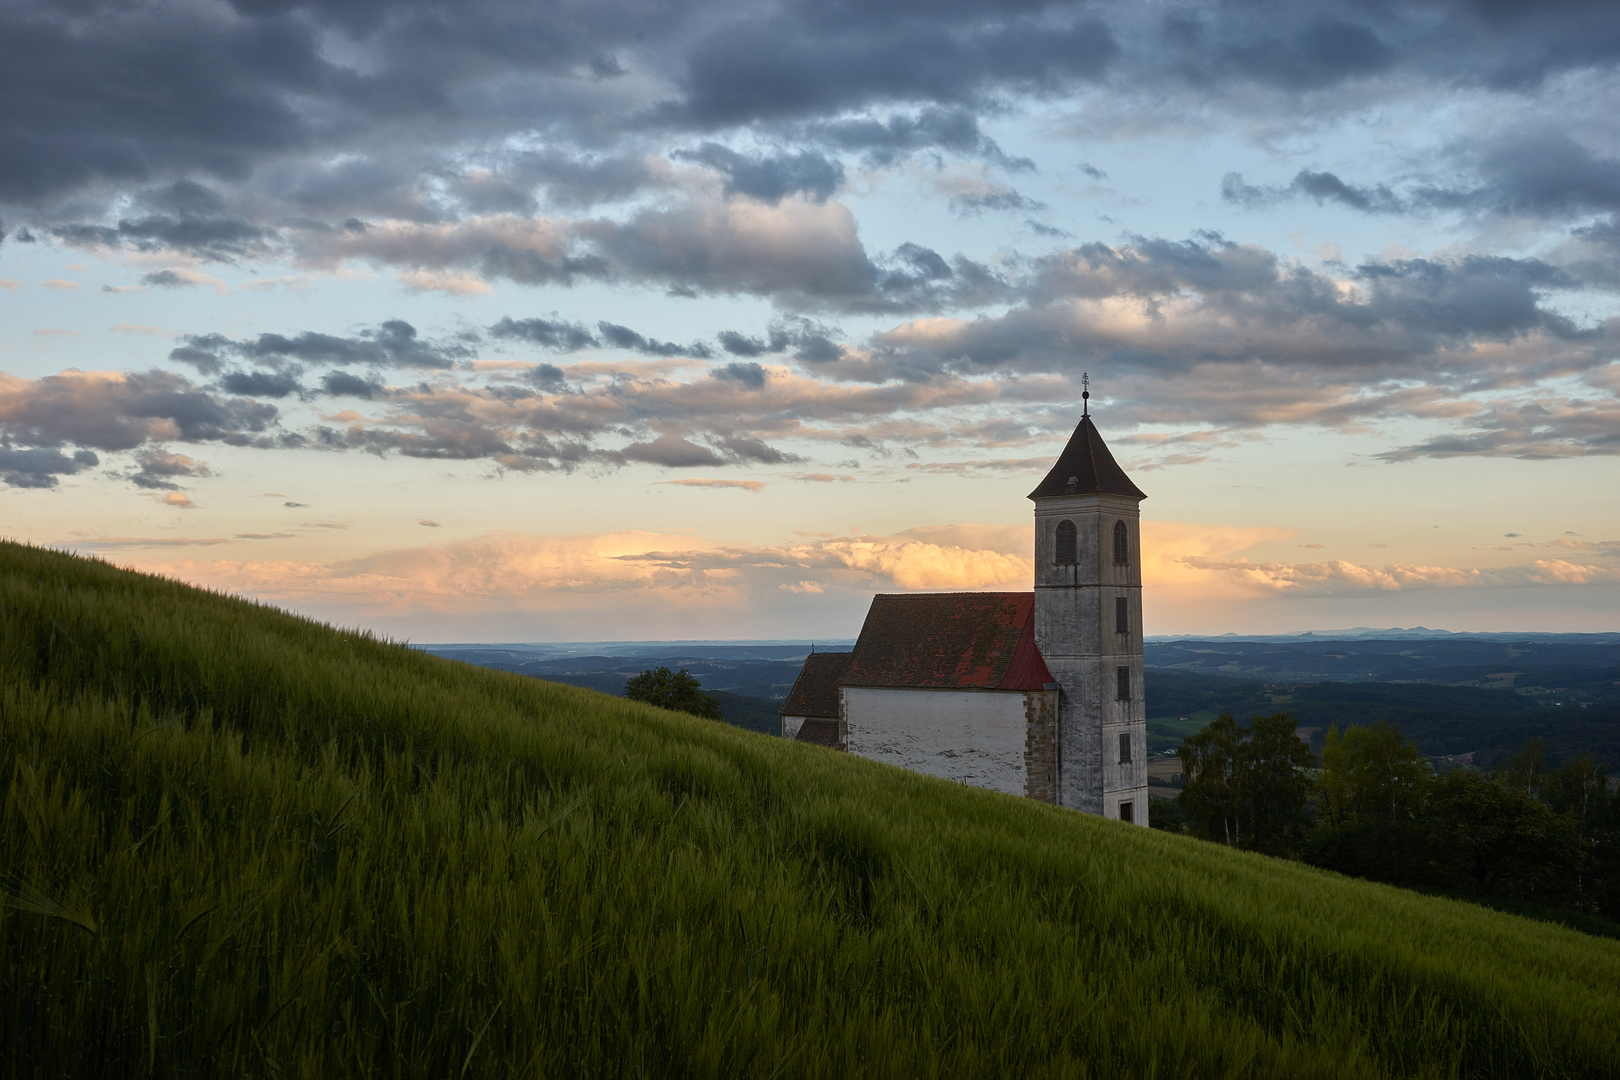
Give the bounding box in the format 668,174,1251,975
115,524,1038,623
1222,170,1404,213
183,320,473,372
51,182,272,260
162,491,195,508
806,107,1031,169
667,12,1118,128
0,446,99,488
319,371,384,399
621,434,726,468
596,322,711,358
41,279,79,290
419,519,442,527
489,316,599,352
654,478,765,492
130,448,210,490
710,361,768,389
396,270,494,296
675,144,844,203
0,368,280,488
220,370,303,399
934,171,1046,216
1181,554,1620,596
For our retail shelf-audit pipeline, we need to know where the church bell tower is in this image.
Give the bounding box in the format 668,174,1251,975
1029,380,1148,823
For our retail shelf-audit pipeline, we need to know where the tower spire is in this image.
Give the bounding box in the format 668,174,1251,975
1081,372,1089,417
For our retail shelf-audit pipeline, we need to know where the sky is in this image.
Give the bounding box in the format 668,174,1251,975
2,0,1618,642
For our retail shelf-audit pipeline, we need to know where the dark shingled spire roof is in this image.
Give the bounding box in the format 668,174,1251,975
1027,414,1146,500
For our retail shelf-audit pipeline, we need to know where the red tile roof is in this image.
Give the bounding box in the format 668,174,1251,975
1028,413,1146,500
841,592,1053,691
779,651,854,718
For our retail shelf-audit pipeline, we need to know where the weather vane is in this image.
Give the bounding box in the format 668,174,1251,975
1082,372,1090,417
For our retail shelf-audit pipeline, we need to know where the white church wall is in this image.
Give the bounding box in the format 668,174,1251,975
842,687,1029,796
781,714,807,739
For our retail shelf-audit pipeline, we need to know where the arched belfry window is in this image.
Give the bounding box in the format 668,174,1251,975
1113,520,1129,566
1055,519,1077,565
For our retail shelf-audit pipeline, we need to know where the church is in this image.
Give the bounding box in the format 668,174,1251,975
780,398,1149,825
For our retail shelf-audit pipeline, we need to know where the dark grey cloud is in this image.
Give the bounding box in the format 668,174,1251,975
489,316,599,351
867,233,1605,420
949,187,1045,216
168,344,225,375
8,0,1620,236
0,446,99,489
717,317,847,363
714,434,802,464
804,107,1032,169
1423,131,1620,218
1354,256,1577,340
0,368,284,487
186,320,473,371
1024,219,1072,239
142,270,190,288
0,369,280,453
1161,13,1393,91
666,12,1119,128
320,372,385,399
676,144,844,203
1376,396,1620,462
1222,170,1403,213
49,182,273,260
129,448,211,490
596,322,711,358
221,370,304,398
1225,132,1620,224
712,361,767,389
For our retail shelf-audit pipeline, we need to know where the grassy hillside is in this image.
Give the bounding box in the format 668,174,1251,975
3,542,1619,1079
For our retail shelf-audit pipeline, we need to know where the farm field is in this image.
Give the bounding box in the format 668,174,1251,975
4,540,1619,1078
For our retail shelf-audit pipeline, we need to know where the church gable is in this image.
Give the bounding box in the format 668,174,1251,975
843,592,1052,691
779,652,853,720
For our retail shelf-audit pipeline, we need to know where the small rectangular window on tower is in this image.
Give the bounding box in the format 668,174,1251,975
1115,596,1128,634
1118,731,1132,764
1116,665,1131,701
1119,801,1134,825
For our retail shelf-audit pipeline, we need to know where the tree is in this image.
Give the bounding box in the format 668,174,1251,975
1531,752,1620,916
1306,723,1432,883
1496,737,1550,798
1316,723,1429,827
1426,770,1587,907
1178,711,1314,855
1178,714,1245,847
624,666,723,720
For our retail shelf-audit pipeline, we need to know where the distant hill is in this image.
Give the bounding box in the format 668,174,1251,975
5,541,1619,1077
423,646,800,736
1146,635,1620,682
1145,669,1620,766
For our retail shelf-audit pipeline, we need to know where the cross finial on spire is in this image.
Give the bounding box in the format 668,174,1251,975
1081,372,1090,417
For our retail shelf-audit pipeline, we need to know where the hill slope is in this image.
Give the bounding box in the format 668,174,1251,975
3,541,1618,1078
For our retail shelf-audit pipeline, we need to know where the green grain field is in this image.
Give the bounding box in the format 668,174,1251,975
3,540,1618,1079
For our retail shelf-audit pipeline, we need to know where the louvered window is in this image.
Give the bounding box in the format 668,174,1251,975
1116,665,1131,701
1118,732,1132,764
1113,520,1128,565
1115,596,1128,634
1055,519,1077,565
